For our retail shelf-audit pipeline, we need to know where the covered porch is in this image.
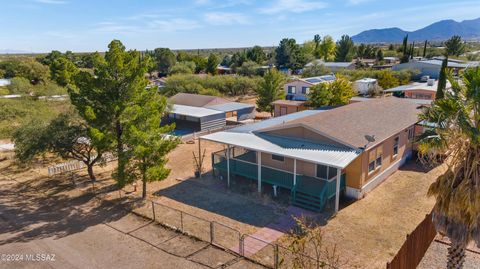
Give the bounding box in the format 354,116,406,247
211,147,347,212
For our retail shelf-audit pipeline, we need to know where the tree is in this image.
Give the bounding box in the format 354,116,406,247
13,114,108,181
49,56,79,86
220,55,232,67
301,63,331,78
230,51,247,70
400,35,410,63
69,40,151,187
152,48,176,76
417,67,480,268
335,35,355,62
238,60,260,77
423,40,428,58
246,46,266,64
7,77,33,95
376,69,400,89
275,38,306,70
306,77,355,108
445,35,465,57
313,34,321,52
206,53,220,75
122,88,179,198
318,35,336,61
376,49,384,62
436,57,448,100
169,61,196,75
256,69,285,115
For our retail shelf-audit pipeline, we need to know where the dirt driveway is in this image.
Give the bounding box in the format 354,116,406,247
0,155,265,269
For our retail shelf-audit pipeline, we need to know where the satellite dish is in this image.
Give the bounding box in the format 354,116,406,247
365,135,376,143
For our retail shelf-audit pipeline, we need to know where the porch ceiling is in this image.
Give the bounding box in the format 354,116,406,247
201,131,361,169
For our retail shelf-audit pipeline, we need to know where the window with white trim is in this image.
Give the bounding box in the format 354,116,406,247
288,86,296,94
301,87,310,94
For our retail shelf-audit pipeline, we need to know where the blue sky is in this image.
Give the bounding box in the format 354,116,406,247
1,0,479,53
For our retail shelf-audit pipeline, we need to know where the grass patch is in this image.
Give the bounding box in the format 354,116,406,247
0,98,71,139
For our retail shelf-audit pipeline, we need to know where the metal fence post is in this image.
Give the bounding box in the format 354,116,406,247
180,211,184,232
210,222,215,243
151,201,155,221
240,235,245,256
274,244,279,269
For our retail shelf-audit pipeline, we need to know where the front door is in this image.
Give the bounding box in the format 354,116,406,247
280,106,287,116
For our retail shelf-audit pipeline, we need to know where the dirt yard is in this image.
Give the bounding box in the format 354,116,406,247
0,151,266,269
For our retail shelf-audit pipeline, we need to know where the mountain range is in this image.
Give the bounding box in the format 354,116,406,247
352,17,480,43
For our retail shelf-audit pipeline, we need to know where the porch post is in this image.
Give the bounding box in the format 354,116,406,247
226,145,230,188
335,168,341,213
293,159,297,186
257,151,262,193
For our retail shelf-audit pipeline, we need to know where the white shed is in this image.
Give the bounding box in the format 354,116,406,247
354,78,378,95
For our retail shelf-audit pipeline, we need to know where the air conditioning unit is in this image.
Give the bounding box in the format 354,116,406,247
427,79,435,86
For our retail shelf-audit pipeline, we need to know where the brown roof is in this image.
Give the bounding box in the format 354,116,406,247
170,93,230,108
272,100,306,106
268,97,422,148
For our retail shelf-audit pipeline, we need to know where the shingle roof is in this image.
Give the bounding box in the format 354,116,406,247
170,93,230,107
272,97,422,149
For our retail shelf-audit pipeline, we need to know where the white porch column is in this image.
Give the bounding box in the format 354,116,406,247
226,145,230,188
293,159,297,186
335,168,341,213
257,151,262,193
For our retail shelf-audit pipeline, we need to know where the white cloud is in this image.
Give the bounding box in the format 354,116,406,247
33,0,67,4
194,0,212,5
204,12,250,25
346,0,374,6
259,0,327,14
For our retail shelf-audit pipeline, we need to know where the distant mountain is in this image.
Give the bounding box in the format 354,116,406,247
352,17,480,43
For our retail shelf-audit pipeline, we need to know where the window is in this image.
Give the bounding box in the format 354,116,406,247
288,86,296,94
301,87,310,94
376,155,382,168
271,154,284,162
408,128,414,141
368,161,375,173
393,137,399,156
316,164,328,179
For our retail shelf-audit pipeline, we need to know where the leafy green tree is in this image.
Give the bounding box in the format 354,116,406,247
176,51,192,62
318,35,336,61
376,49,384,62
153,48,176,76
436,57,448,100
191,55,207,73
238,60,260,77
121,88,179,198
206,53,220,75
230,51,248,70
417,67,480,268
7,77,33,95
306,77,355,108
247,46,267,64
80,52,103,69
376,69,400,89
275,38,306,70
335,35,355,62
0,59,49,84
169,61,196,75
313,34,321,52
256,69,285,115
69,40,151,187
13,114,108,181
445,35,465,57
220,55,232,67
301,63,331,78
50,56,79,86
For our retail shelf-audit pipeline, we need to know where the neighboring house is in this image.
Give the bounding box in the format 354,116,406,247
272,100,307,117
201,97,422,212
305,60,355,72
284,74,336,101
354,78,378,95
383,57,398,64
217,66,232,75
392,59,473,79
0,78,11,87
384,79,450,101
164,93,256,134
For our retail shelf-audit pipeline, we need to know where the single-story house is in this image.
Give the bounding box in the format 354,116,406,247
201,97,422,212
272,100,307,117
392,59,472,79
384,79,450,101
305,60,355,72
354,78,378,95
164,93,256,134
284,74,336,101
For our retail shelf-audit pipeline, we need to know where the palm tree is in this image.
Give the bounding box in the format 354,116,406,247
418,67,480,268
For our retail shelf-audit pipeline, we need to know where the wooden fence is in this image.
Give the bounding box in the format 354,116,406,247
386,213,437,269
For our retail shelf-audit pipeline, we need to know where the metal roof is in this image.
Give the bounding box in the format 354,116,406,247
200,109,360,168
206,102,254,112
201,131,360,169
171,104,224,118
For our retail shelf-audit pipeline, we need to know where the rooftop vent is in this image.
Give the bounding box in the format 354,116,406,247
427,79,435,86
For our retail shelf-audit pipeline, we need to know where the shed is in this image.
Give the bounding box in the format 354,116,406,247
165,104,226,132
206,102,255,121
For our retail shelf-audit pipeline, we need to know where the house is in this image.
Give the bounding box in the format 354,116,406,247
384,79,450,101
284,74,336,101
354,78,378,95
392,59,472,79
216,65,233,75
201,97,422,212
164,93,256,134
305,60,355,72
383,57,398,64
272,100,307,117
